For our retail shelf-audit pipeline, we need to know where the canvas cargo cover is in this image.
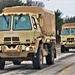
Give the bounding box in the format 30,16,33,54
62,23,75,29
3,6,56,36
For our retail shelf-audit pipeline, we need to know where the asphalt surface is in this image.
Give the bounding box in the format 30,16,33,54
0,49,75,75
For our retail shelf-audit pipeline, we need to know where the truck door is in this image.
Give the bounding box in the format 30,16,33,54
31,16,41,40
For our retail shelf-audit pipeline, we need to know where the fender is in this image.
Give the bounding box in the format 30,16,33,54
34,38,42,53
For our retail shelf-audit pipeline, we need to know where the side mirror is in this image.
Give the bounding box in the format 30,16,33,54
34,25,37,29
39,14,43,19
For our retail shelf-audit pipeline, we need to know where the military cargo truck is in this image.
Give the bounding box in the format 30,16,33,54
0,6,56,69
60,23,75,53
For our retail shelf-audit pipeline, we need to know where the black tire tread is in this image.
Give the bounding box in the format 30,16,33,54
32,46,43,69
13,60,21,65
46,44,54,65
0,60,5,69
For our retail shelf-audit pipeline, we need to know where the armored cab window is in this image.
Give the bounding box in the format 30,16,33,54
32,17,37,29
61,28,70,35
0,15,11,31
13,15,32,30
71,28,75,35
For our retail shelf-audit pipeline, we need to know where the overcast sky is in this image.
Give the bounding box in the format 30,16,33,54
43,0,75,18
22,0,75,18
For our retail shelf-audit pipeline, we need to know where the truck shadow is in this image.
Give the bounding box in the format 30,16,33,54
66,51,75,53
4,63,50,70
0,63,51,74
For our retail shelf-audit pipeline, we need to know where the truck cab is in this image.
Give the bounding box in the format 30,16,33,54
60,23,75,53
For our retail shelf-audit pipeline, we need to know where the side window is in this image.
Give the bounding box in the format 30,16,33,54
32,17,37,29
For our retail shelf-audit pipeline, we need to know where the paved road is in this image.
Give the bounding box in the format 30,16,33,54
0,49,75,75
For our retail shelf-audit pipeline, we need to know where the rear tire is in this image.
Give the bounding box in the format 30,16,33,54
46,44,54,65
13,60,21,65
32,46,43,69
66,47,69,52
61,45,66,53
0,59,5,69
54,49,56,58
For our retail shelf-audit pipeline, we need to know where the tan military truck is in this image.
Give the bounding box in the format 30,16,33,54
0,6,56,69
60,23,75,53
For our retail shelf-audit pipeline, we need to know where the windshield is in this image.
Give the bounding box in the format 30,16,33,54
13,15,32,30
71,28,75,35
61,28,70,35
0,15,11,31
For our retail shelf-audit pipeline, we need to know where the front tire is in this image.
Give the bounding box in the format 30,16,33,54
61,45,66,53
13,60,21,65
32,46,43,69
66,47,69,52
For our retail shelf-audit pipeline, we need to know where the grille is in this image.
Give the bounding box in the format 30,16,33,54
4,37,20,44
67,38,74,42
12,37,20,44
12,37,19,41
4,37,11,41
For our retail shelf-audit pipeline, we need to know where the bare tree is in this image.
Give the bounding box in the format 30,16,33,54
0,0,25,12
0,0,45,12
26,0,32,6
32,1,45,7
26,0,45,7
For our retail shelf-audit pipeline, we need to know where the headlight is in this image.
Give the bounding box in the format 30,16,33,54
25,47,30,51
61,41,66,45
63,42,66,45
46,39,50,42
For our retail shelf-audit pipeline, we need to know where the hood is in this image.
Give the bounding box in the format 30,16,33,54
0,31,34,45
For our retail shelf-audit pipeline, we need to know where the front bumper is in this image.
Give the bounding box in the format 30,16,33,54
61,42,75,47
64,44,75,48
0,45,36,58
